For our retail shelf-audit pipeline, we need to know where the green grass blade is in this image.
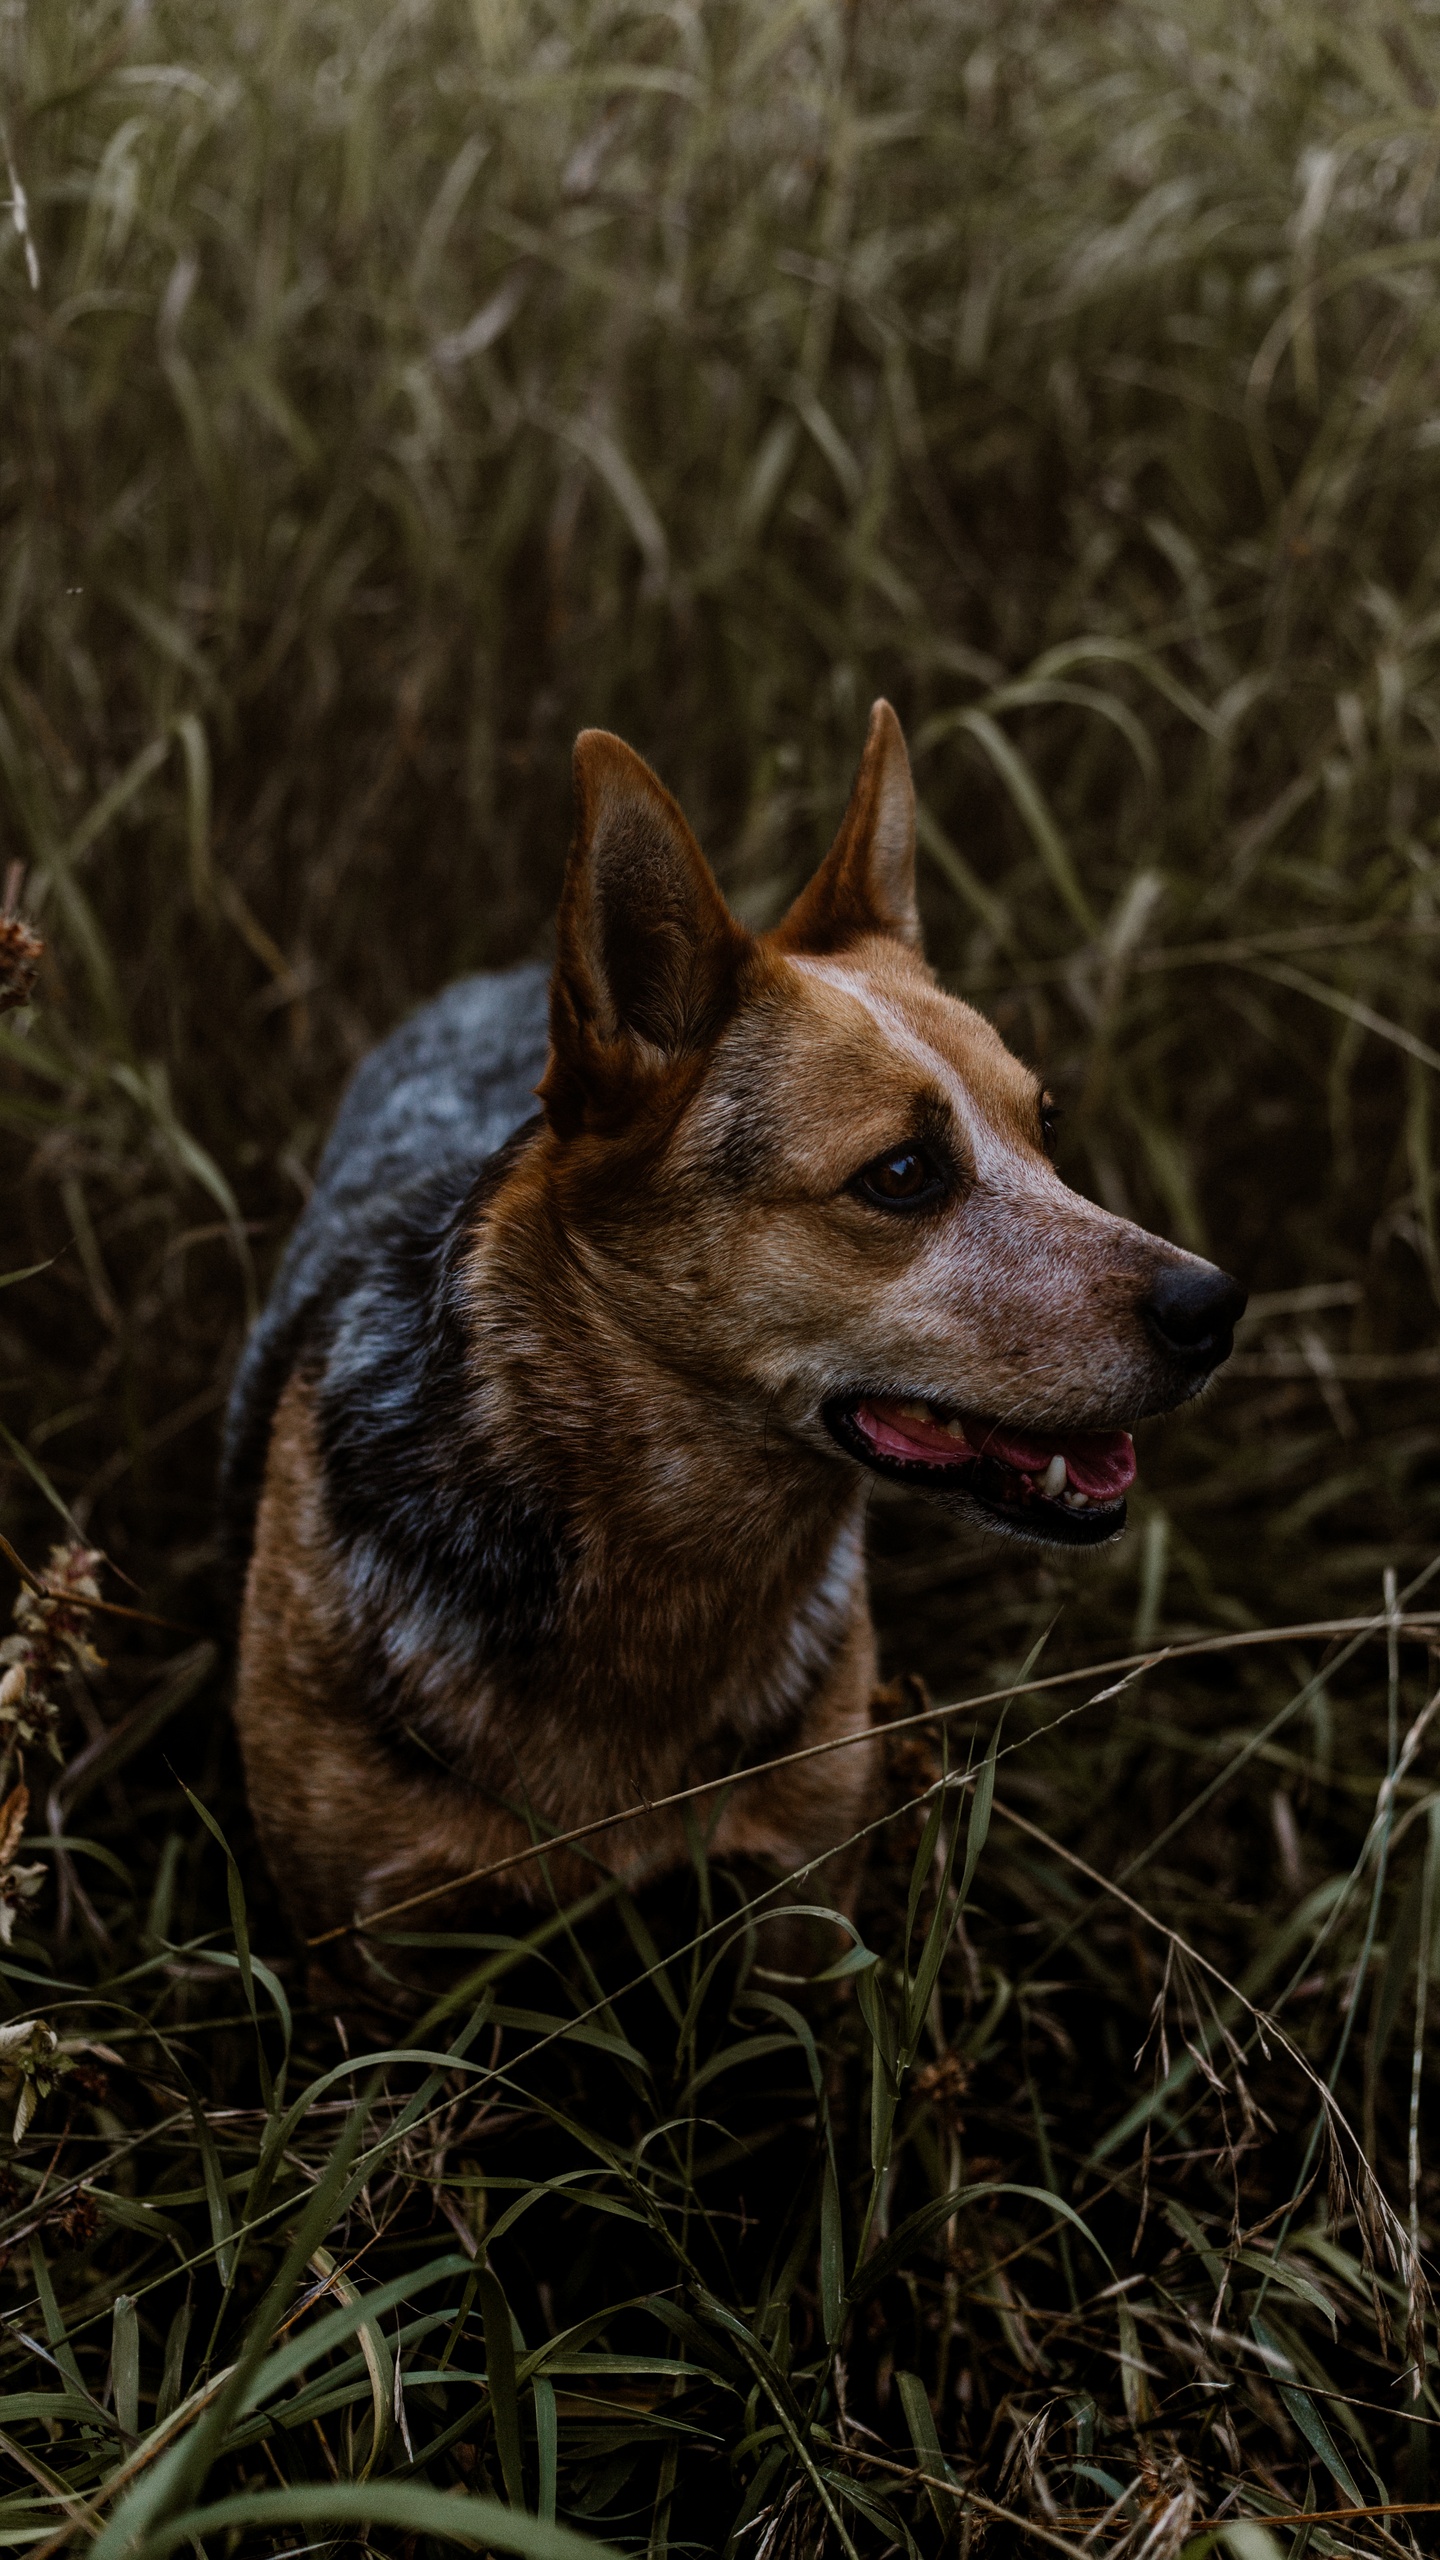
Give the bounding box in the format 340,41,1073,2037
122,2481,621,2558
477,2265,526,2507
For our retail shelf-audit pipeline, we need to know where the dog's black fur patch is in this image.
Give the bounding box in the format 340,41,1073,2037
313,1121,569,1677
221,968,566,1671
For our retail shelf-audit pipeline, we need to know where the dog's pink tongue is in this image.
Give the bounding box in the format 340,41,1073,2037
974,1424,1137,1500
855,1402,1136,1498
857,1402,969,1462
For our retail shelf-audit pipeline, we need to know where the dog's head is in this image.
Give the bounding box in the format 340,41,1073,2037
537,702,1244,1548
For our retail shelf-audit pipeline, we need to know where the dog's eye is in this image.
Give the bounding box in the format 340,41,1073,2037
1039,1097,1061,1156
853,1145,947,1211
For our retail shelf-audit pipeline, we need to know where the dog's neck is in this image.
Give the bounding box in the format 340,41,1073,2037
321,1160,869,1766
476,1195,869,1741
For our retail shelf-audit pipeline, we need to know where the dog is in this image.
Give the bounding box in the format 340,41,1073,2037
222,701,1244,1969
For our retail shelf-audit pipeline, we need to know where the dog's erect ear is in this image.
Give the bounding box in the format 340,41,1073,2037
772,699,920,955
541,731,749,1133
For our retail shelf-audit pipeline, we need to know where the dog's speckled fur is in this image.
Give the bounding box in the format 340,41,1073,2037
223,703,1232,1959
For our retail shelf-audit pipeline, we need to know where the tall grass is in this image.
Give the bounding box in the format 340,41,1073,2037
2,0,1440,2549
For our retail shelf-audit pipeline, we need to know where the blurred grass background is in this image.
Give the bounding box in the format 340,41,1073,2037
2,0,1440,2551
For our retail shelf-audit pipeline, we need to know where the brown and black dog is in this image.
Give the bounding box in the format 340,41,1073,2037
222,702,1243,1963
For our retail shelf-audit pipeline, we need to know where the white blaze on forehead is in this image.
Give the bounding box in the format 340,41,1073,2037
786,953,1053,1195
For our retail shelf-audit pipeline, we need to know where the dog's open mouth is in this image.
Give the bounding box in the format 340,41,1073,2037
823,1394,1136,1547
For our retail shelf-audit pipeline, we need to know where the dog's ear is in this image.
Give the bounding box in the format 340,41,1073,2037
541,731,749,1133
772,699,920,955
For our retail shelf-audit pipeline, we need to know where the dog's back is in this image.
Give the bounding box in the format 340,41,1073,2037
221,962,551,1561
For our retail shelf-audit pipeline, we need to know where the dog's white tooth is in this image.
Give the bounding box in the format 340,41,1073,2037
898,1399,929,1422
1063,1489,1089,1509
943,1418,969,1442
1040,1453,1067,1499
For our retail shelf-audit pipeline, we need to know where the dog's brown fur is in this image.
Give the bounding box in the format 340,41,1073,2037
233,703,1231,1964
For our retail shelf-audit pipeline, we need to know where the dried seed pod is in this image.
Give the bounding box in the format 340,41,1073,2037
0,911,41,1015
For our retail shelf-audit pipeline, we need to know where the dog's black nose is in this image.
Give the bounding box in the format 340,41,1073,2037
1142,1262,1247,1366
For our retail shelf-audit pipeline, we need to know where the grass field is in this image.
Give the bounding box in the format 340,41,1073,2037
2,0,1440,2550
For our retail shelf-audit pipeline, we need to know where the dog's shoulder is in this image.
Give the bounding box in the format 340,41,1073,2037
221,964,552,1568
310,963,552,1220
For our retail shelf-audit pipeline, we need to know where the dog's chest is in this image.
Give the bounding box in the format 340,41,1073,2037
358,1500,868,1784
